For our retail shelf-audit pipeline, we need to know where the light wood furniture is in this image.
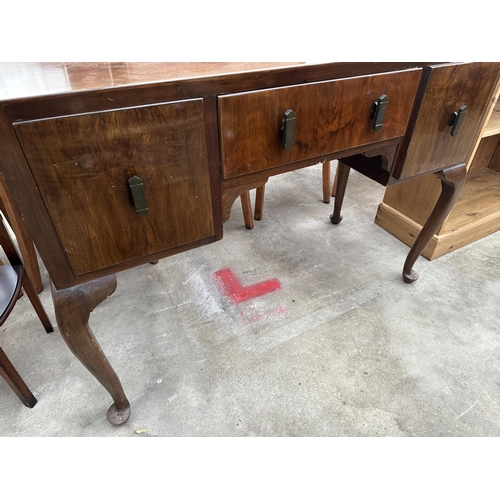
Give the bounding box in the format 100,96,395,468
0,213,53,408
239,184,266,229
240,160,334,229
375,80,500,259
1,62,499,425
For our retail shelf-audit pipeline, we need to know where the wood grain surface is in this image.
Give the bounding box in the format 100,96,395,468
14,99,214,275
394,62,500,179
219,69,422,178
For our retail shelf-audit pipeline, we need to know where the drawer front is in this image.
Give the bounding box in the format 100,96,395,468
395,62,500,180
13,99,214,276
218,69,422,178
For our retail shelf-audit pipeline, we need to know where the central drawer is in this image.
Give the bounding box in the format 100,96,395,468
218,69,422,179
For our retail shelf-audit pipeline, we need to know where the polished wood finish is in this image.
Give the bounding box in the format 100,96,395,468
393,63,500,180
51,275,131,425
402,164,467,282
0,62,433,103
254,185,265,221
330,162,350,224
219,69,421,178
322,162,331,203
1,62,496,424
377,69,500,259
0,347,37,408
377,168,500,260
240,191,254,229
14,99,215,278
239,184,266,230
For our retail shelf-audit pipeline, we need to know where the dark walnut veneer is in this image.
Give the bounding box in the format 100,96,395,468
1,62,499,425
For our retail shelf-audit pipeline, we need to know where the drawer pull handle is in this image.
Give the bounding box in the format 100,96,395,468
128,175,148,216
281,109,296,151
448,105,467,137
371,94,388,131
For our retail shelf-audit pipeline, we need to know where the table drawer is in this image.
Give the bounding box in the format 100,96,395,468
218,69,422,179
13,99,214,276
394,62,500,179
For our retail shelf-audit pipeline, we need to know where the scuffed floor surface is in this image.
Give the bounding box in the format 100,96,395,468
1,163,500,437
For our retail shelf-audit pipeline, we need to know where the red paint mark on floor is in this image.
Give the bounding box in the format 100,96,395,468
213,268,281,303
243,304,287,322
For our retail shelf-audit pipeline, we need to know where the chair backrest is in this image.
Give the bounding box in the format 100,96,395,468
0,213,22,267
0,215,24,325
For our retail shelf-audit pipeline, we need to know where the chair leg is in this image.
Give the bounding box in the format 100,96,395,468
240,191,254,229
254,184,265,221
21,268,54,333
0,348,37,408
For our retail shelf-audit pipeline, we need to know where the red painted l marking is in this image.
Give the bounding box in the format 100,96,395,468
214,268,281,303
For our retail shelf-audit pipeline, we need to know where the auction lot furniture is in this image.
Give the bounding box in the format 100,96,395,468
375,81,500,259
0,62,498,424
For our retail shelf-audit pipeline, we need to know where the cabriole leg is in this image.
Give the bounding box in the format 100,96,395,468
51,275,131,425
403,163,467,283
330,161,351,224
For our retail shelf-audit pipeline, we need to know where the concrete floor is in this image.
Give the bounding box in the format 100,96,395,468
1,162,500,437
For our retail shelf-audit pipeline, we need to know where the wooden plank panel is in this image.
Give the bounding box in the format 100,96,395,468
483,100,500,137
467,135,500,174
440,168,500,231
488,138,500,174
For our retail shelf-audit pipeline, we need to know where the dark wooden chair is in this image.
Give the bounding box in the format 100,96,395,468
0,175,44,293
0,214,53,408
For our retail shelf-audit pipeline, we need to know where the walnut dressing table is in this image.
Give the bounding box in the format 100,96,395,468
0,62,498,425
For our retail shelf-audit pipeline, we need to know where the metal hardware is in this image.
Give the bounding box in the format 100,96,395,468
281,109,296,151
448,105,467,137
128,175,148,216
371,94,388,131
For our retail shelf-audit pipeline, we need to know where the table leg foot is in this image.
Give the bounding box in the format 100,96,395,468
402,163,467,283
51,275,131,426
330,214,343,224
403,269,419,283
107,402,131,425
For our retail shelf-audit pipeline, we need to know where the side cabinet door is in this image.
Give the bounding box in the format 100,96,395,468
13,99,214,277
394,62,500,180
